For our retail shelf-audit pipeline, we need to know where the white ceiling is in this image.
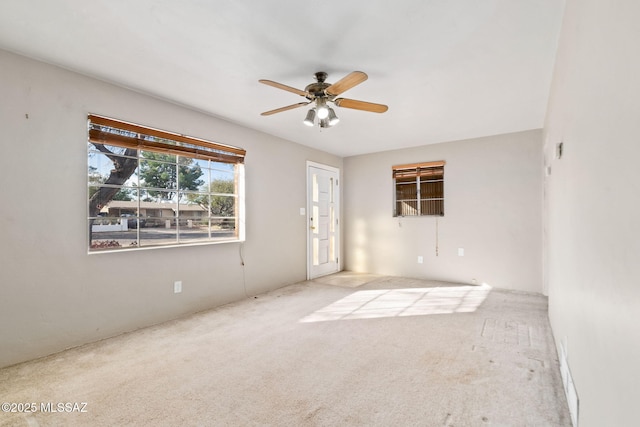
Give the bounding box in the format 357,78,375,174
0,0,565,157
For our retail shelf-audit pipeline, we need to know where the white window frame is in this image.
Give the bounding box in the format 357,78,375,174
393,161,445,217
87,114,245,252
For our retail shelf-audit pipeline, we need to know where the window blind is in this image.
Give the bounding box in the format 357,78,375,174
393,161,445,216
88,114,245,164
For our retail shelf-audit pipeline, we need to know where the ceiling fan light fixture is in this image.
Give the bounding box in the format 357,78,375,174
328,108,339,126
303,108,316,126
259,71,388,129
317,107,329,120
316,98,329,120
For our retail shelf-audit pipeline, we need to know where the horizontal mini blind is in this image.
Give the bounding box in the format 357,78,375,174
88,114,245,164
393,161,445,216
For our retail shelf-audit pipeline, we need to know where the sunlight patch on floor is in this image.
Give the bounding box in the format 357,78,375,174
300,284,492,322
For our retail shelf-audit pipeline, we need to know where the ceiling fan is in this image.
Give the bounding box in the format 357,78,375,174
259,71,388,128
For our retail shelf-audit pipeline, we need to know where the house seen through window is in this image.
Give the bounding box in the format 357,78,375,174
87,114,245,251
393,161,445,217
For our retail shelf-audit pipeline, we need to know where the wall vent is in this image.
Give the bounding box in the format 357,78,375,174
560,341,579,426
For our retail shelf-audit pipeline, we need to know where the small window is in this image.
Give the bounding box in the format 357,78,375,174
393,161,445,217
87,114,246,252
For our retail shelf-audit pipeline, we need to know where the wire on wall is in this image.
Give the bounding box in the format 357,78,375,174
435,216,439,256
239,242,249,298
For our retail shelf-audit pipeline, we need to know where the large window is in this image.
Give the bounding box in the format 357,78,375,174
87,114,245,252
393,161,445,217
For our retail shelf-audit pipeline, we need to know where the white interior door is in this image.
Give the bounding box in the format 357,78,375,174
308,163,340,279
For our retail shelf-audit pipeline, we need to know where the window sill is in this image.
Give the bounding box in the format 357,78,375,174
87,238,244,255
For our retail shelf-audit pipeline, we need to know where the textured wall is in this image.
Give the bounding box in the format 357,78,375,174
0,49,341,368
344,130,543,293
543,0,640,425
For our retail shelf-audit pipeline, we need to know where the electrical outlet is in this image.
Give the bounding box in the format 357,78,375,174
458,248,464,256
417,256,423,264
174,281,182,293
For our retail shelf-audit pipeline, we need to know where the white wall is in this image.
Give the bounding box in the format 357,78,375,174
544,0,640,425
344,130,543,293
0,49,341,368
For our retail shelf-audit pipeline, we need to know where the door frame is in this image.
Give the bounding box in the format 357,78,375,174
306,161,341,280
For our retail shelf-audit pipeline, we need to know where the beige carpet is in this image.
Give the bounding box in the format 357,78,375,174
0,273,571,426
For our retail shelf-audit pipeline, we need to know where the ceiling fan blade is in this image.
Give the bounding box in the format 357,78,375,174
325,71,368,96
259,79,308,97
261,102,310,116
334,98,388,113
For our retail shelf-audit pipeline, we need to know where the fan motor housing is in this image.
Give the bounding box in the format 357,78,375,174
304,71,332,99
